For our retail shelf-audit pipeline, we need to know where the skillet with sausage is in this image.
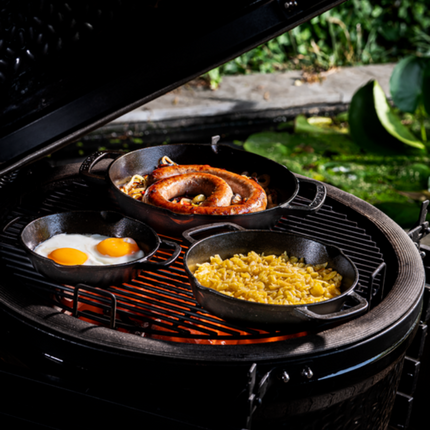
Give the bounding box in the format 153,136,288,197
144,164,267,215
80,143,327,236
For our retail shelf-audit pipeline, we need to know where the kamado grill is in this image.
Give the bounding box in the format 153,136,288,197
0,1,428,430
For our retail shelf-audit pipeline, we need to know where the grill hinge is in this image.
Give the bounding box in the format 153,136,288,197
408,200,430,256
244,363,286,430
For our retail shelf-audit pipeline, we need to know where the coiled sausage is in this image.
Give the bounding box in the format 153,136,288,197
146,165,267,214
143,172,234,214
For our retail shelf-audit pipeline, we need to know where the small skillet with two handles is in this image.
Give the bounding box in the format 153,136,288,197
182,223,368,329
19,210,181,287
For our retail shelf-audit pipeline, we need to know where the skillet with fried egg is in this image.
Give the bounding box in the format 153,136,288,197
20,210,181,287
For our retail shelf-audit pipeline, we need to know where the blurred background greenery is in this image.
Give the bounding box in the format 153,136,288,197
205,0,430,87
213,0,430,228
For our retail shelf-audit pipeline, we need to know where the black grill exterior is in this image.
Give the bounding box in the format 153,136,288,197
0,159,424,430
0,1,427,429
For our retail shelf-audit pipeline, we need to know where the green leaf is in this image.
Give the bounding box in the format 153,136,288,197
336,111,349,122
295,115,329,134
243,132,290,159
294,115,348,134
390,56,425,113
373,81,425,149
349,80,404,155
243,129,359,160
207,67,222,90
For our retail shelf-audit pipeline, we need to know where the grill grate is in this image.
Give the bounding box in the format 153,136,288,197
0,177,385,343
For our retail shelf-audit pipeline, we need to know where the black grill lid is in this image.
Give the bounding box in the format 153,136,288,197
0,0,345,176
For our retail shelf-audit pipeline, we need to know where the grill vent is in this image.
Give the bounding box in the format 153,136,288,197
0,1,121,85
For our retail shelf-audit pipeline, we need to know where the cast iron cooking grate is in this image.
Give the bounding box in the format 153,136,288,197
0,175,385,342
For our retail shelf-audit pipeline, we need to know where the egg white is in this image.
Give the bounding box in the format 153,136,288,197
34,233,144,266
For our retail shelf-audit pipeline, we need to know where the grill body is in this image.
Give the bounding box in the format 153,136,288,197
0,160,424,429
0,2,426,428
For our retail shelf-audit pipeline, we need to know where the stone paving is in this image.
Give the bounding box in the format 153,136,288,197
113,64,395,126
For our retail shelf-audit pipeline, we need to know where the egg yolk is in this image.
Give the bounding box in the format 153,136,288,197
96,237,140,257
48,248,88,266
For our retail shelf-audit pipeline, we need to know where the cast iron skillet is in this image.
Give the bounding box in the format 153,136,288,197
182,223,368,329
79,140,327,236
19,210,181,287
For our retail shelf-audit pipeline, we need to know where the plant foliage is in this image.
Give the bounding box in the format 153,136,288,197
242,55,430,227
242,115,430,227
205,0,430,85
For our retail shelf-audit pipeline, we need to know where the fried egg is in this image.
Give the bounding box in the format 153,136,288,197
34,233,144,266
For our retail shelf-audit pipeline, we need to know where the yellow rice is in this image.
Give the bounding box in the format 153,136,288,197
193,251,342,305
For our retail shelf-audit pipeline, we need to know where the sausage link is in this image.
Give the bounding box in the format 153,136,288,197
143,173,234,214
147,165,267,214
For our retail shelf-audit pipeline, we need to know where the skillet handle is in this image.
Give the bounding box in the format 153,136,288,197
3,215,37,246
79,150,123,186
280,177,326,215
183,222,246,245
295,291,368,323
140,239,182,269
2,216,24,234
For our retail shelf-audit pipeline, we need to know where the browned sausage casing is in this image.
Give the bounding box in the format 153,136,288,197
143,173,234,214
145,165,267,215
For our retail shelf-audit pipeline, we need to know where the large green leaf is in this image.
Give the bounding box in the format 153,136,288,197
349,80,406,155
373,81,425,150
243,128,360,162
389,56,426,113
243,132,291,160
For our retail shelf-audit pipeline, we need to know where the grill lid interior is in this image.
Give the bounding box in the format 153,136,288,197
0,0,346,175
